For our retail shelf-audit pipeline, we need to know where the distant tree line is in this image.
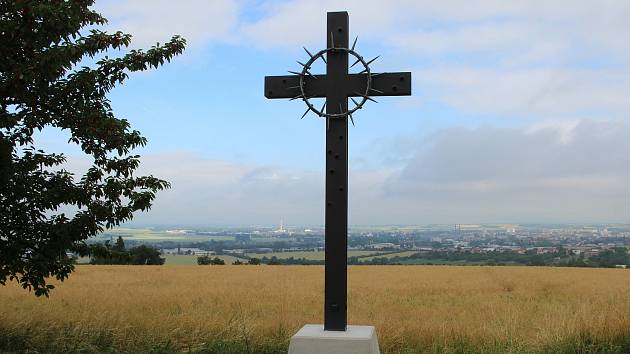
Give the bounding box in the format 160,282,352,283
196,256,262,265
197,256,225,265
560,248,630,268
89,237,164,265
258,256,323,265
197,249,630,268
188,245,630,268
196,255,324,266
354,248,630,267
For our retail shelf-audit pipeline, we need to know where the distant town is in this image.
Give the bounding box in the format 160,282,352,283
88,223,630,268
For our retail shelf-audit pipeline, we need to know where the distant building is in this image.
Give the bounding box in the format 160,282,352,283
583,249,601,258
273,218,288,234
161,248,213,256
368,243,400,250
533,247,558,255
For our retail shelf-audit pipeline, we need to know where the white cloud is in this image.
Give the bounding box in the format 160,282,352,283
94,0,630,61
236,1,630,119
239,1,630,53
55,119,630,225
70,1,630,224
239,0,398,48
385,119,630,223
96,0,239,48
415,66,630,116
391,22,571,67
132,154,400,226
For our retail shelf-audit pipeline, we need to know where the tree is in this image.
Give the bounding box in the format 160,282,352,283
88,240,131,265
197,256,225,265
112,236,125,252
88,242,162,265
248,258,261,265
88,241,113,264
129,245,165,265
590,247,630,268
197,255,212,265
211,257,225,265
0,1,185,296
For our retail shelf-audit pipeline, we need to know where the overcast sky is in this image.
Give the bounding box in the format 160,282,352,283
46,1,630,226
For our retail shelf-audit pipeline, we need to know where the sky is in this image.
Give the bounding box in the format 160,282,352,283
44,0,630,226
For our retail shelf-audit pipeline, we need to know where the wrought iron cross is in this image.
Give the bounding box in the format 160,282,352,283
264,11,411,331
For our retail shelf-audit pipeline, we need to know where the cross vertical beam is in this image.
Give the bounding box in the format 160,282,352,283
324,11,348,331
263,10,412,334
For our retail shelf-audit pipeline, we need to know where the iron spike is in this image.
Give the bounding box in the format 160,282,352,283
351,36,358,51
321,54,327,64
305,69,318,80
350,58,361,68
297,60,308,68
371,72,385,77
301,107,310,119
349,113,355,127
354,92,378,103
350,97,361,107
320,102,327,116
289,94,303,101
288,70,303,76
370,87,384,94
287,85,301,90
303,47,314,58
365,55,380,66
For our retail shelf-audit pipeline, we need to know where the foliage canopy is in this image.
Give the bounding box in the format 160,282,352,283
89,241,165,265
0,0,185,296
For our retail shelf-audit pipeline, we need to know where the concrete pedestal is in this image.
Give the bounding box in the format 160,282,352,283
288,325,380,354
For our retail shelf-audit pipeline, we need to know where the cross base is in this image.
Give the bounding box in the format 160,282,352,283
288,325,380,354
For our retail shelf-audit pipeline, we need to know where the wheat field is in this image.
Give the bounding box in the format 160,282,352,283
1,266,630,353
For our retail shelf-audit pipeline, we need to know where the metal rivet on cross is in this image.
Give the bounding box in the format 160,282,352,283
263,11,411,332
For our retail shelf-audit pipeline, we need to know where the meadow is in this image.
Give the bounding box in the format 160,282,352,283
1,266,630,353
244,250,382,260
95,228,235,243
163,254,247,265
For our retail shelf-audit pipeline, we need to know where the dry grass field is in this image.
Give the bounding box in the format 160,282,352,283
1,266,630,353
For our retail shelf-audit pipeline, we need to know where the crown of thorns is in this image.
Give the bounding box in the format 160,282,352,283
291,37,379,126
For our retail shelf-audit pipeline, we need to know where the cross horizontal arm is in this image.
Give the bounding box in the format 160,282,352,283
264,72,411,99
348,72,412,97
264,75,327,99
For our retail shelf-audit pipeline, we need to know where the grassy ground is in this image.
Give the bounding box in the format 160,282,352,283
358,251,418,261
244,250,379,260
1,266,630,353
164,255,246,265
96,228,235,243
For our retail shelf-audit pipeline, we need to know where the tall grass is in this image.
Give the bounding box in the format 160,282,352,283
1,266,630,353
